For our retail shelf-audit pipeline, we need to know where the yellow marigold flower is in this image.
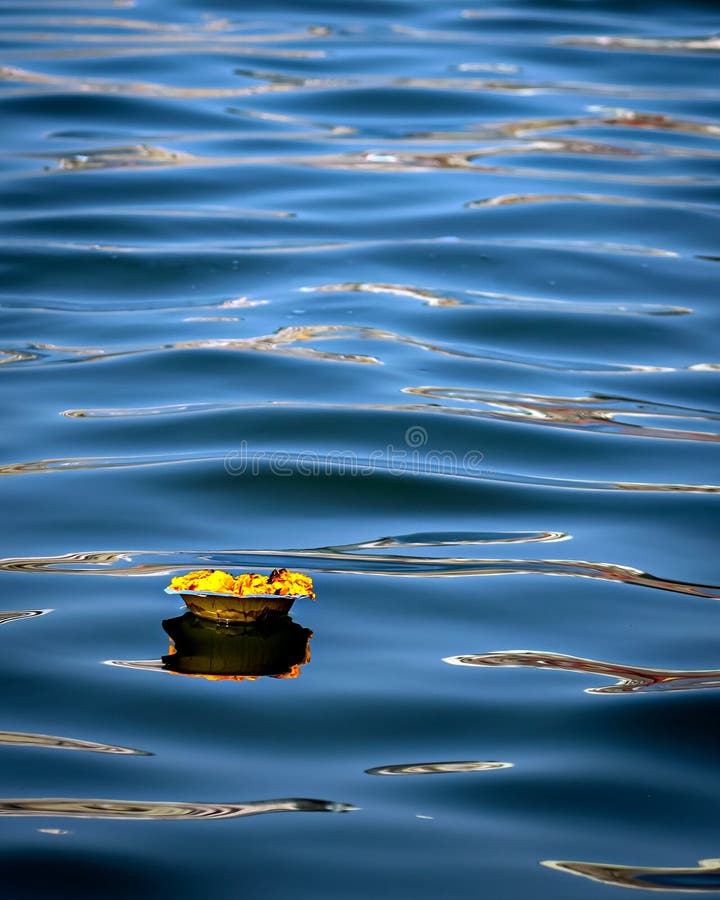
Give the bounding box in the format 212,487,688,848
167,568,314,598
268,568,315,598
234,572,270,595
169,570,212,591
198,570,238,594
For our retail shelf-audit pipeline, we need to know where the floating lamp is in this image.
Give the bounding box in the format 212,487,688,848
165,568,315,624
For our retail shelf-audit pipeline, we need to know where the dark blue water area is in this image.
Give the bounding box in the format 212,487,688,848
0,0,719,898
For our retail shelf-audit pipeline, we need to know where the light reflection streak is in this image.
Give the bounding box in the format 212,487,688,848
328,531,569,549
0,1,135,8
300,280,690,315
2,44,325,62
0,796,357,820
0,609,52,626
3,296,269,315
0,238,681,261
0,26,330,45
0,443,714,490
9,325,384,366
555,34,720,53
15,114,716,150
21,143,714,181
463,287,690,315
0,15,217,31
0,65,338,99
0,731,151,755
365,760,513,775
467,193,720,213
105,658,165,673
57,390,720,443
3,320,698,375
401,387,720,442
11,205,295,220
0,445,716,494
409,110,720,144
543,858,720,891
444,651,720,694
3,64,718,103
0,549,717,599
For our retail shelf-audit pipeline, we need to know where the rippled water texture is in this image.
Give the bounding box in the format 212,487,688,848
1,1,719,898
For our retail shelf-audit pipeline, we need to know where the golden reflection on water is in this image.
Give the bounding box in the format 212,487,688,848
542,857,720,891
444,650,720,694
106,612,313,683
161,612,313,682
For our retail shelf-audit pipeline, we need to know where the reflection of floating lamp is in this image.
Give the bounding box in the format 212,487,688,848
165,569,315,624
161,613,312,682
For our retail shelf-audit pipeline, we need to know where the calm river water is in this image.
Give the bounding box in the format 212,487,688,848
1,0,719,897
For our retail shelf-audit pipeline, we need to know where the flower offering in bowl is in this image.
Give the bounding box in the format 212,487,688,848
165,568,315,623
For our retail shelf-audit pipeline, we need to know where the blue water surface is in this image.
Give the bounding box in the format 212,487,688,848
0,0,719,897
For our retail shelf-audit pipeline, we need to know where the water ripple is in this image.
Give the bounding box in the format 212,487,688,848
365,761,513,776
8,141,717,184
0,548,717,599
4,64,720,105
300,282,691,316
554,34,720,54
467,193,720,214
3,327,383,367
1,323,701,374
2,450,718,495
58,392,720,443
444,651,720,694
542,857,720,891
411,109,720,141
0,609,52,626
0,237,683,259
402,388,720,443
0,796,357,820
0,731,151,755
330,531,569,549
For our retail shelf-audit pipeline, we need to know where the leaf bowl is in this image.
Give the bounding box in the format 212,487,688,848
164,587,311,624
